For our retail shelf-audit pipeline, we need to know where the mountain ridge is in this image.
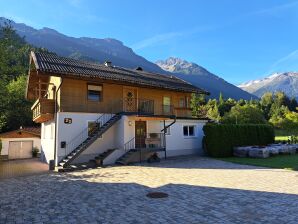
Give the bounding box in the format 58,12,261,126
0,17,256,100
156,57,257,100
238,72,298,99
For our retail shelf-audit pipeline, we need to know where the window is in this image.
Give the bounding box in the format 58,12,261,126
163,96,171,114
183,125,195,137
179,97,185,107
87,84,102,101
88,121,102,138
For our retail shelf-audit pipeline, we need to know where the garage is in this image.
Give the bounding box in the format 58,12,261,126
8,141,33,159
0,127,41,160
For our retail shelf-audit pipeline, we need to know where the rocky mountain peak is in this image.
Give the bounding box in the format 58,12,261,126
238,72,298,99
156,57,208,75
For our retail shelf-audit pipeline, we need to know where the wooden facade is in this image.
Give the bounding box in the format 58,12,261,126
30,76,193,123
58,78,192,117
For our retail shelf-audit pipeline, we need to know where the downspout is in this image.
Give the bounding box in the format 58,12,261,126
161,116,177,160
161,116,176,132
54,78,63,166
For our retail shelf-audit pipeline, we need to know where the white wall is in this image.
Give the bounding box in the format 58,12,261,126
56,112,126,164
41,120,55,163
49,112,207,165
164,119,207,157
1,137,41,156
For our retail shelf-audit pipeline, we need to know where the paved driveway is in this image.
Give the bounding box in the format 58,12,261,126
0,158,49,179
0,156,298,224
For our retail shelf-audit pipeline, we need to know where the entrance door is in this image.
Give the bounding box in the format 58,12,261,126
123,87,137,112
8,141,33,159
135,121,146,148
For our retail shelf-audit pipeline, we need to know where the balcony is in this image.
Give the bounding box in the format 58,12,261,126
31,98,55,123
174,107,192,117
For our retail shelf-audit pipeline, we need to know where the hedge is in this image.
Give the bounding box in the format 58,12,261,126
203,124,275,157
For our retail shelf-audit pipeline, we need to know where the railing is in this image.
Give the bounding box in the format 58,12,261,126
174,107,192,117
63,99,121,159
155,105,174,116
122,132,166,163
123,132,166,152
64,113,115,158
122,98,154,114
61,97,155,115
31,98,55,122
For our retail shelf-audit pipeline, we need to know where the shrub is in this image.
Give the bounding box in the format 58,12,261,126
203,124,275,157
32,147,39,158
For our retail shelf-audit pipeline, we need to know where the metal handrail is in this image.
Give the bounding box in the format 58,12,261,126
123,132,166,152
63,99,121,158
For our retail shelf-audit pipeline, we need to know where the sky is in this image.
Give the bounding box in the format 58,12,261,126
1,0,298,84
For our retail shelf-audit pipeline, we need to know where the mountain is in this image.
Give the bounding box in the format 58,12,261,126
0,17,256,100
0,17,164,73
238,72,298,99
156,57,257,99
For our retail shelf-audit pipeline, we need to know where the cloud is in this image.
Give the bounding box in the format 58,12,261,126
66,0,82,8
131,26,213,50
252,1,298,15
266,49,298,74
131,32,183,50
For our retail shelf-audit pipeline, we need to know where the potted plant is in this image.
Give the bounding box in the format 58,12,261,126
32,147,39,158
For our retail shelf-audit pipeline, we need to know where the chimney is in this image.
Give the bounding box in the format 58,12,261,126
104,61,112,67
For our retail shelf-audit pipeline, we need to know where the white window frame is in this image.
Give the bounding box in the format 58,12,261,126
183,125,196,138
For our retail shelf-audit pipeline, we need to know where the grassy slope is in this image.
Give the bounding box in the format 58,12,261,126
219,155,298,170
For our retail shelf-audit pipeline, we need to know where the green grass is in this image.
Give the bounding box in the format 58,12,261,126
219,154,298,171
275,136,290,141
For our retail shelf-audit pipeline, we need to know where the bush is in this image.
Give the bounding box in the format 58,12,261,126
32,147,39,158
203,124,275,157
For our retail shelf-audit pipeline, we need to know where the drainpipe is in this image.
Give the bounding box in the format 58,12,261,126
53,77,63,166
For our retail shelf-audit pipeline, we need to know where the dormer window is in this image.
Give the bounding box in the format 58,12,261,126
87,84,102,101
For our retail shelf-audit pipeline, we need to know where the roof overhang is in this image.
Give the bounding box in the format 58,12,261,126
26,52,51,100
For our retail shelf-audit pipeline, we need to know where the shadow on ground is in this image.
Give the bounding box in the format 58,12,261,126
0,158,49,179
0,170,297,224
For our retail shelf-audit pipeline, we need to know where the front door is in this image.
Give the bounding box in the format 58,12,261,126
135,121,146,148
123,87,137,112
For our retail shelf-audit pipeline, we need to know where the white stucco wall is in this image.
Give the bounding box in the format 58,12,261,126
45,112,207,165
0,137,41,156
56,112,128,164
164,119,207,157
41,120,55,163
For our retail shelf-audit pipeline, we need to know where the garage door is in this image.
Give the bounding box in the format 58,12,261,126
8,141,33,159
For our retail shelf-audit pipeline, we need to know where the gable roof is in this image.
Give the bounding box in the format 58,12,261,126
30,51,209,94
0,127,41,139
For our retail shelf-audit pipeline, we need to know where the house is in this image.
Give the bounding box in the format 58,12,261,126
0,127,41,160
26,51,209,170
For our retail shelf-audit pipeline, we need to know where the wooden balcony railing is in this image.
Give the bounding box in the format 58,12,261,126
31,98,55,123
174,107,192,117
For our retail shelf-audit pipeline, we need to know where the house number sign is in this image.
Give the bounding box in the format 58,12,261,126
64,118,72,124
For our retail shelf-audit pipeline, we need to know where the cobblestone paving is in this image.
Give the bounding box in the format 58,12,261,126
0,156,298,224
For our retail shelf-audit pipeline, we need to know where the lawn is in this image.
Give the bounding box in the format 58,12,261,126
219,154,298,171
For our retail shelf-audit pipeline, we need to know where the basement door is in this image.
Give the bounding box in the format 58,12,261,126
135,121,146,148
8,141,33,159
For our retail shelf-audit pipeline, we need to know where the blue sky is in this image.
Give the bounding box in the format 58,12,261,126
1,0,298,84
